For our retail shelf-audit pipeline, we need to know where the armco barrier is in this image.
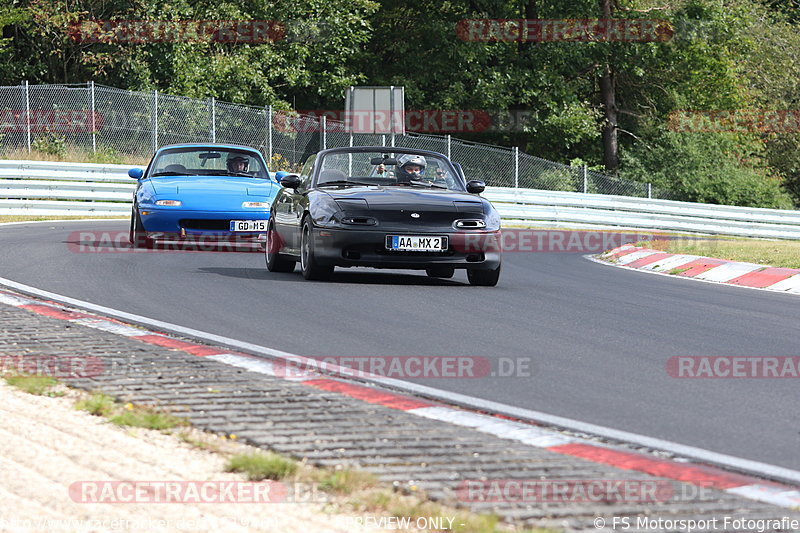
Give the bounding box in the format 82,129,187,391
1,160,800,239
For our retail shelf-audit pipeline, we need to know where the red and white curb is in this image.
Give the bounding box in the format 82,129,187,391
0,284,798,510
599,244,800,294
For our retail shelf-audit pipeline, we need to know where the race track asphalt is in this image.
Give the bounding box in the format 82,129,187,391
1,220,798,470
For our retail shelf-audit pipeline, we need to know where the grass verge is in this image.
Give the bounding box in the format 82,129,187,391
76,392,186,431
636,237,800,268
225,451,298,481
0,215,126,223
1,147,148,165
3,373,63,396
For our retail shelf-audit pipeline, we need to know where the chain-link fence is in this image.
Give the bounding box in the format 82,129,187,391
0,81,678,199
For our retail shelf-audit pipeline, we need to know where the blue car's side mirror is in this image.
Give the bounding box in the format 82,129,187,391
128,168,144,179
275,171,290,183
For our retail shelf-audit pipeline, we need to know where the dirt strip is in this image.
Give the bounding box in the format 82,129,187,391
0,380,388,533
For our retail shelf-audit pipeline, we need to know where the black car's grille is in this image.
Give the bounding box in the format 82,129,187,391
180,219,230,230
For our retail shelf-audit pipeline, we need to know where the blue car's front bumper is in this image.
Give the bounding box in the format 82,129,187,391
139,208,270,238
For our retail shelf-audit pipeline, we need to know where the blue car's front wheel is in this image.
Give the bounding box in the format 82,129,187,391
129,207,154,249
265,219,296,273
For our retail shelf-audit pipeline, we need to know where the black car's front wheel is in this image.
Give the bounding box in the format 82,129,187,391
300,218,333,281
129,207,154,249
265,219,296,273
467,264,501,286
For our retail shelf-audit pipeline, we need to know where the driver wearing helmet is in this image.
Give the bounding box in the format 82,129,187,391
396,154,427,184
227,154,250,173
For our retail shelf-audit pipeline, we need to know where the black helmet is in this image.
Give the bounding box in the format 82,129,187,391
227,154,249,172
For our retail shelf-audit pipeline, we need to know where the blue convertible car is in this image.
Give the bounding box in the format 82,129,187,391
128,144,279,248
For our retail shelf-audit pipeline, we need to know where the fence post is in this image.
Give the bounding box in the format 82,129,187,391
320,115,326,150
513,146,519,188
446,134,451,159
209,97,216,143
89,81,96,153
151,90,158,153
348,132,353,175
583,165,588,193
266,106,272,169
23,80,31,153
647,182,652,199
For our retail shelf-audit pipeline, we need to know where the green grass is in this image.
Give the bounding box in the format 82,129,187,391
1,146,148,165
225,451,298,481
109,408,187,430
76,393,187,430
319,469,378,495
3,374,62,396
640,237,800,268
75,392,117,417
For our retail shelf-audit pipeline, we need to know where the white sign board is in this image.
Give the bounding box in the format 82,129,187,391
344,86,405,135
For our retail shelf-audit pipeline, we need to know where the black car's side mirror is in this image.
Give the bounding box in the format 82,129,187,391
280,174,302,189
466,180,485,194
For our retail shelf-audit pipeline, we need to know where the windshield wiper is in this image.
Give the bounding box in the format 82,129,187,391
151,171,195,177
219,171,259,178
408,180,448,189
318,180,374,187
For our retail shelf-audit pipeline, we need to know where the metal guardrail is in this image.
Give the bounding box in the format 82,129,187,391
2,160,800,239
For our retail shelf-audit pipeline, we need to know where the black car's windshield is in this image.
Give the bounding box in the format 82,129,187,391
150,148,269,179
316,150,464,191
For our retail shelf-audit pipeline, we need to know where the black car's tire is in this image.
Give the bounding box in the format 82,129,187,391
265,219,296,273
300,218,333,281
426,266,455,278
129,207,154,249
467,264,501,286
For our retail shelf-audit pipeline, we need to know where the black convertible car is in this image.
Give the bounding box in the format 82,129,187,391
265,146,502,285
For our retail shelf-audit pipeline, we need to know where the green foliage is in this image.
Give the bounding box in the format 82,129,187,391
1,0,799,207
31,135,67,157
620,130,794,208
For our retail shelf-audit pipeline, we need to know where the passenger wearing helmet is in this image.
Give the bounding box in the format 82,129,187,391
396,154,427,184
227,154,250,173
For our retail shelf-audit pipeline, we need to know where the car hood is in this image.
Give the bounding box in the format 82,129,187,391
321,186,483,212
150,176,274,197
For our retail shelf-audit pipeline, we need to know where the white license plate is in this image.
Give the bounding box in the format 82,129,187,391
387,235,448,252
230,220,267,232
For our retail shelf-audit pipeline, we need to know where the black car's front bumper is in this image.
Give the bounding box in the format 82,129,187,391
310,227,502,270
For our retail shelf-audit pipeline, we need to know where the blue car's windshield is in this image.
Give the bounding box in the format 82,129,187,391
151,148,269,179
